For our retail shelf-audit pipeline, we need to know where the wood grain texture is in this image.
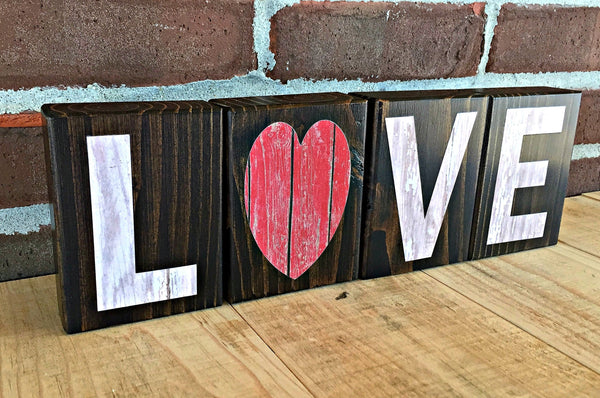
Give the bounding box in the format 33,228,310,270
87,135,197,311
560,195,600,257
358,91,488,278
234,270,600,397
244,120,350,279
42,101,222,333
425,243,600,374
471,89,581,259
213,93,366,303
583,191,600,201
0,275,311,397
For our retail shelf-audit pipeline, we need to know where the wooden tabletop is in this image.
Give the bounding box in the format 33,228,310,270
2,195,600,396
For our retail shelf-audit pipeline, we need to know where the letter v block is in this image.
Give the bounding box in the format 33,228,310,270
471,88,581,259
358,91,488,278
43,102,222,333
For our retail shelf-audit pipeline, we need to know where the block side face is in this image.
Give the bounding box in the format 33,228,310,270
45,103,223,332
360,96,488,279
225,99,367,303
471,92,582,260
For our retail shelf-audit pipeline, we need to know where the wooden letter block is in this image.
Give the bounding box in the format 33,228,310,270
471,88,581,259
43,101,222,333
213,94,366,303
359,91,488,278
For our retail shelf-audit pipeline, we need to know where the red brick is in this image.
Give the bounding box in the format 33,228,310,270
0,0,256,89
269,2,485,82
0,227,54,282
488,5,600,73
0,127,49,208
567,158,600,196
0,112,43,128
575,90,600,145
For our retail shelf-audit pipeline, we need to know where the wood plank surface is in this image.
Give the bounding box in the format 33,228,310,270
0,275,311,397
559,195,600,257
425,243,600,374
234,271,600,397
583,191,600,201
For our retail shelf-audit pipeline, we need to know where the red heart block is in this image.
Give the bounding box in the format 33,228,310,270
244,120,351,279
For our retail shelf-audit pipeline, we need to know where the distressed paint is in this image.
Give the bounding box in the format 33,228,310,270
487,106,566,244
385,112,478,261
244,120,351,279
87,135,197,311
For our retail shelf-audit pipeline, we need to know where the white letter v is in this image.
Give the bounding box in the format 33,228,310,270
385,112,477,261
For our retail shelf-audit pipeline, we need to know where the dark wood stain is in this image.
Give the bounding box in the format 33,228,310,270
470,90,582,259
43,101,223,333
357,91,489,278
212,93,367,303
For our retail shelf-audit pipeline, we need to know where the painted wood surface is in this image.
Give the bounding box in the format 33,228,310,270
358,91,488,278
42,101,222,333
87,135,197,311
471,90,581,259
486,106,565,244
213,93,366,303
244,120,350,279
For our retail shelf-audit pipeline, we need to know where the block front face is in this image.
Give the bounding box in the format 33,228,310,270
43,101,222,333
360,92,489,278
471,91,581,259
215,94,366,303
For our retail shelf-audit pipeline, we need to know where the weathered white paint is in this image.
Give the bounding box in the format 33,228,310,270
386,112,477,261
87,135,197,311
487,106,566,245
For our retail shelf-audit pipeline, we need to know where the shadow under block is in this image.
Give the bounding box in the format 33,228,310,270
42,101,223,333
359,91,489,278
471,89,581,259
213,93,367,303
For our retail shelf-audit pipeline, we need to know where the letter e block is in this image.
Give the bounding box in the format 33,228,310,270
471,89,581,259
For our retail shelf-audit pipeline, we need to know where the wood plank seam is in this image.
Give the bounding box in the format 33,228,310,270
420,268,600,378
229,303,318,398
556,239,600,261
582,193,600,203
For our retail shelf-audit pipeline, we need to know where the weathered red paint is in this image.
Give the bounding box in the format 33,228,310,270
244,120,351,279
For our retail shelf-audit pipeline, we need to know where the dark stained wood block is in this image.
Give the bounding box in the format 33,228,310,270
213,93,367,303
42,101,223,333
357,91,489,278
470,88,581,259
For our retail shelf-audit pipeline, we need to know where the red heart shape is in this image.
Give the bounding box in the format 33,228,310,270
244,120,351,279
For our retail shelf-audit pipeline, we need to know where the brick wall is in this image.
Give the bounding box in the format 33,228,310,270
1,0,599,281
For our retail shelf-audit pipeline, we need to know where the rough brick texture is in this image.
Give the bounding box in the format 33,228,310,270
269,2,485,82
0,227,54,282
575,91,600,145
488,5,600,73
0,127,49,208
567,158,600,197
0,0,256,89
